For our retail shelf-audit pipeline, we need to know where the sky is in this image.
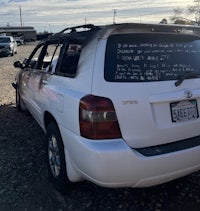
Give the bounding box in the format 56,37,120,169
0,0,196,33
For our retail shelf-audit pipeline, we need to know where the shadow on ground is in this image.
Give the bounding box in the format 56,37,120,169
0,104,199,210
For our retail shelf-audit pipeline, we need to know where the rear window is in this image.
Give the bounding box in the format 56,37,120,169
104,33,200,82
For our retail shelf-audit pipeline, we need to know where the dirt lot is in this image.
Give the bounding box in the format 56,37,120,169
0,43,200,210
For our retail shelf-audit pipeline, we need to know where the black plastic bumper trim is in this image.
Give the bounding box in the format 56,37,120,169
134,135,200,157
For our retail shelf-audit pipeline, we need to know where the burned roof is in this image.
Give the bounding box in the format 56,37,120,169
38,23,200,46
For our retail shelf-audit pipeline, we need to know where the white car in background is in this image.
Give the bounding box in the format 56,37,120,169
0,36,17,56
14,36,24,46
13,23,200,193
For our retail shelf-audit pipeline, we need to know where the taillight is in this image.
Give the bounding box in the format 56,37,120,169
79,95,122,139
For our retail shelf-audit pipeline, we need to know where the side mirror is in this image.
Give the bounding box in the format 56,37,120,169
14,61,24,69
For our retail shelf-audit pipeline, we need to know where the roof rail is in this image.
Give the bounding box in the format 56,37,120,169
58,24,98,34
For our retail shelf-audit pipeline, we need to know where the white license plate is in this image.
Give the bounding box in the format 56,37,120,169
170,100,199,122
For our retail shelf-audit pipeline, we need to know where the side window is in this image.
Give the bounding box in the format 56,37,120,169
57,43,82,77
25,45,43,69
36,43,61,72
25,42,61,72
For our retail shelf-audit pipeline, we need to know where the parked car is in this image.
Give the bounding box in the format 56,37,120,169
14,36,24,46
12,23,200,193
0,36,17,56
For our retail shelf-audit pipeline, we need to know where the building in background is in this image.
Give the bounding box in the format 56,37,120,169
0,26,36,41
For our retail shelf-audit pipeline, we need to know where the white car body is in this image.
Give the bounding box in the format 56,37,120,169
14,23,200,188
0,36,17,56
14,37,24,46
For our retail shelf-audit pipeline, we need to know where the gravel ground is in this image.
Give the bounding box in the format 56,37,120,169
0,43,200,211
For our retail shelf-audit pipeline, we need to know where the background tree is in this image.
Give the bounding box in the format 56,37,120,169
170,1,200,25
170,7,190,24
171,7,183,21
159,18,168,24
188,0,200,25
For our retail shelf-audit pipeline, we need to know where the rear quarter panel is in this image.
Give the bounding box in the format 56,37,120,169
41,36,99,134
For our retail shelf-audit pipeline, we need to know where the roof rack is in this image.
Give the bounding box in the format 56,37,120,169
58,24,98,34
45,24,100,41
35,24,100,48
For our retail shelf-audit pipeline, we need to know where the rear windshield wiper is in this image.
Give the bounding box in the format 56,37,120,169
175,71,200,86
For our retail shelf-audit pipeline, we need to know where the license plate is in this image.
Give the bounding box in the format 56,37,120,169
170,100,199,122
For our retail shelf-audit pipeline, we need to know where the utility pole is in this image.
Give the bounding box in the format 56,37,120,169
19,5,22,27
49,24,52,33
113,9,117,24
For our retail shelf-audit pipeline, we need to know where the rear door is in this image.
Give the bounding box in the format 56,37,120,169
92,32,200,148
21,41,61,125
19,44,44,111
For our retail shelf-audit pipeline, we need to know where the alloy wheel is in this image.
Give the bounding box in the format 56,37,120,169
48,134,61,178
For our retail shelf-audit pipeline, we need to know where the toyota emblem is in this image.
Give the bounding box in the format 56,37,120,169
184,89,193,99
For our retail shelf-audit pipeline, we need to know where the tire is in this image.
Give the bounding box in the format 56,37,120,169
46,122,72,193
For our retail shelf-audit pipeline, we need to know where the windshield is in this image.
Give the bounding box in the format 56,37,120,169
0,37,11,43
104,33,200,82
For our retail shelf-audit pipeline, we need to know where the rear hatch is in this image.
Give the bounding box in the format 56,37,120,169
93,31,200,148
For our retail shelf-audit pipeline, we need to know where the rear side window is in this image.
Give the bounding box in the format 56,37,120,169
56,42,82,77
104,33,200,82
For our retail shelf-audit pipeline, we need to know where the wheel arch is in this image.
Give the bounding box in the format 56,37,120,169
44,111,82,182
44,111,58,131
44,111,58,133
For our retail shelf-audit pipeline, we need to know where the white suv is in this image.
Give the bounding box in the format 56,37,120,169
13,23,200,193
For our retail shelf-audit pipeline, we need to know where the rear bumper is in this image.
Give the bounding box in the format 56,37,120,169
61,127,200,188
